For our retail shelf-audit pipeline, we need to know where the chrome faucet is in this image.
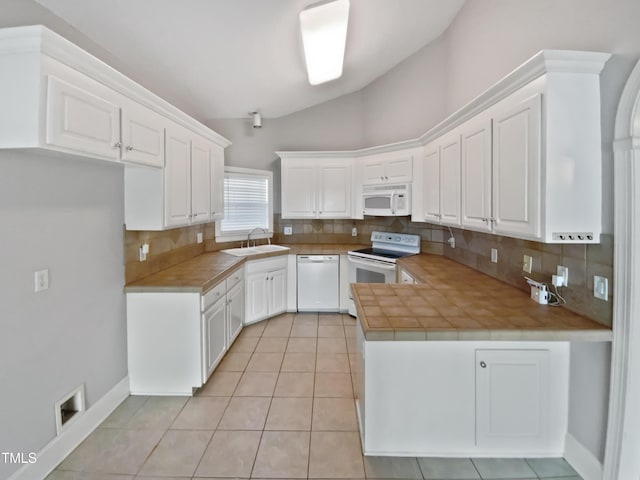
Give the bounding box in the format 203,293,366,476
246,227,270,247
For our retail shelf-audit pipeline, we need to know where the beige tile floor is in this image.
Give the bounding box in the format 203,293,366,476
47,312,582,480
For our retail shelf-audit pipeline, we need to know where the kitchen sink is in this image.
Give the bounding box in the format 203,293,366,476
221,244,290,257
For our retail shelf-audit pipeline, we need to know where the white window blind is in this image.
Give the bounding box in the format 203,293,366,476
216,168,273,241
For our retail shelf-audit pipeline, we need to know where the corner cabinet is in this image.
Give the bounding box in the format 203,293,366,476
280,156,353,219
127,267,244,395
245,256,287,324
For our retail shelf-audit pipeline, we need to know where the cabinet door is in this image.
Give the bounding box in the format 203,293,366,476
461,118,492,231
385,155,413,183
46,75,120,161
492,94,541,238
423,143,441,222
318,160,352,218
476,349,550,449
121,102,165,167
191,138,212,224
245,271,269,323
268,268,287,317
164,124,192,227
281,160,317,218
362,157,386,184
227,283,243,345
203,298,227,381
440,132,461,226
210,143,225,220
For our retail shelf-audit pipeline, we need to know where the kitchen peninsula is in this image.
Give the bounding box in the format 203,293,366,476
351,254,611,458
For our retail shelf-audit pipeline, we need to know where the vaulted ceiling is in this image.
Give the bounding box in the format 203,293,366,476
35,0,465,119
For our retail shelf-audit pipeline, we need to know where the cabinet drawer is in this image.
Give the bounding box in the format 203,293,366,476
202,281,226,311
226,268,244,291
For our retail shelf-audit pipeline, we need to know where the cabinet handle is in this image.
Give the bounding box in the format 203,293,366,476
126,145,134,151
480,361,487,368
114,141,122,148
270,277,274,280
229,299,232,304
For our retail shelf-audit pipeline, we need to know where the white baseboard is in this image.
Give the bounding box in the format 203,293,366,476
8,376,130,480
564,432,603,480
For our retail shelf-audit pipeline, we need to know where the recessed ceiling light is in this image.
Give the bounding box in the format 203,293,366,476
299,0,350,86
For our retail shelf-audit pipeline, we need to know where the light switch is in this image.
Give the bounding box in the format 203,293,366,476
35,269,49,292
197,232,203,244
594,275,608,300
491,248,498,263
523,255,533,273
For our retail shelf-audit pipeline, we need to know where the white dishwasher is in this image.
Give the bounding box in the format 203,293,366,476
297,255,340,312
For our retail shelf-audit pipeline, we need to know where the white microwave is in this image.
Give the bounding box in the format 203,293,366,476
362,183,411,216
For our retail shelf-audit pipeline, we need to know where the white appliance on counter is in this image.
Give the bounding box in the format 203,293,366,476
362,183,411,216
297,255,340,312
347,231,420,315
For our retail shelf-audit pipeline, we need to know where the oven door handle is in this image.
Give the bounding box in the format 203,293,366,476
348,255,398,270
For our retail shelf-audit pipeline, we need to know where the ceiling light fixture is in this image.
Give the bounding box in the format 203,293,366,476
250,111,262,128
299,0,350,86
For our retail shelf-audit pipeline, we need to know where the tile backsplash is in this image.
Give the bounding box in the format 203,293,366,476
443,228,614,327
124,216,613,326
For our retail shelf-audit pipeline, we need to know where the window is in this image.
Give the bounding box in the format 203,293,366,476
215,167,273,242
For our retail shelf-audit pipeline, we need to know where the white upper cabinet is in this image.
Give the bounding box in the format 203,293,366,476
210,143,225,220
412,50,610,243
0,26,231,231
281,157,353,219
491,94,541,238
419,131,460,226
361,151,413,185
461,116,493,231
318,162,352,217
164,124,192,227
46,74,121,161
190,137,212,224
121,101,166,168
440,131,461,226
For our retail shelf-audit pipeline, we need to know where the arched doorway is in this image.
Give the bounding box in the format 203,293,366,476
604,59,640,480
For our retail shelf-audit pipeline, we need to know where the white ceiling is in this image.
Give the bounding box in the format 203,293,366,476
34,0,465,120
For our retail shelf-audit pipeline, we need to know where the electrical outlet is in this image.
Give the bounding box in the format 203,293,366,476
34,269,49,292
556,265,568,286
284,226,293,235
594,275,609,300
196,232,203,244
491,248,498,263
139,243,149,262
523,255,533,274
352,227,357,237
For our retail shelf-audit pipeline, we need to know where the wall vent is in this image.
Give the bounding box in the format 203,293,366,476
55,384,85,435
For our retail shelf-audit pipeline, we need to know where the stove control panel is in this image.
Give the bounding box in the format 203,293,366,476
370,231,421,252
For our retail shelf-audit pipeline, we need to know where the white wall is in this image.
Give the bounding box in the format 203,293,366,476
207,90,366,212
362,35,448,146
0,152,127,479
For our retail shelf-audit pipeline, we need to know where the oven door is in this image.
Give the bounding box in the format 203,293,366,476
347,255,397,315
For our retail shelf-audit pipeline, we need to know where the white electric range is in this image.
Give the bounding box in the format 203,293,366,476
347,231,421,316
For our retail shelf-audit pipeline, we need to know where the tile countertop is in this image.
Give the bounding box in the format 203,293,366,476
124,244,367,293
352,254,612,342
125,252,246,293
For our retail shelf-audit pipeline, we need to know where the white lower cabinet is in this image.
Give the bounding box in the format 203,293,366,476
203,296,227,380
245,256,287,324
127,267,244,395
355,323,569,456
475,349,551,450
